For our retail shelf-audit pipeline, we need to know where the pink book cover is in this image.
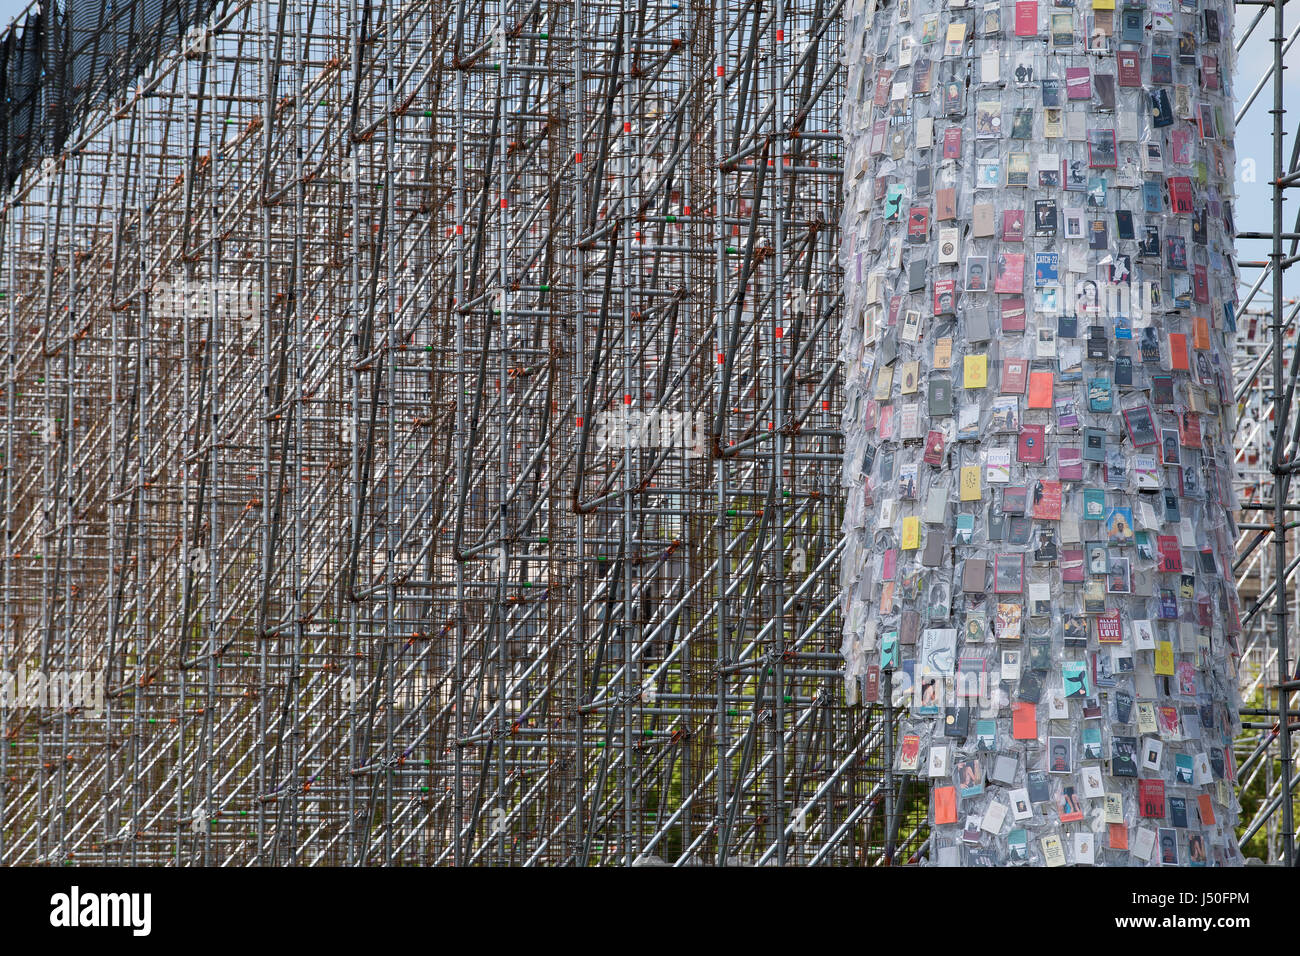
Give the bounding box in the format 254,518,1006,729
1014,0,1038,35
994,252,1025,294
1066,67,1090,99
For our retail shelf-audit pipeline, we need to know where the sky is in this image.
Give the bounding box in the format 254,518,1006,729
0,0,1295,300
1233,14,1300,303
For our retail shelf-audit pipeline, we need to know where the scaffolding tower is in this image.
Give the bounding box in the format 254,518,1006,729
0,0,920,867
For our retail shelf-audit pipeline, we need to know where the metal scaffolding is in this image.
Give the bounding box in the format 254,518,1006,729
0,0,922,867
0,0,1293,866
1228,0,1300,866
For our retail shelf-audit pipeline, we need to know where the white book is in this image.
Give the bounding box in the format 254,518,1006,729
928,745,950,777
1074,831,1096,864
916,116,934,150
1132,827,1156,862
980,48,1000,84
1117,110,1139,141
981,801,1008,833
1066,110,1087,141
1010,788,1033,820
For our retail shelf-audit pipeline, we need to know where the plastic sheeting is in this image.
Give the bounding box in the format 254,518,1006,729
0,0,219,193
838,0,1244,866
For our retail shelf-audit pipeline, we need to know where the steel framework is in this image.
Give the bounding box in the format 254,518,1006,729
0,0,1292,866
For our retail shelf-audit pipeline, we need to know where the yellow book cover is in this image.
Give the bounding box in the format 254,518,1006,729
960,465,982,500
901,516,920,550
944,21,967,57
933,336,953,369
874,364,893,400
1041,835,1066,867
901,360,921,394
1137,701,1158,734
1154,640,1175,675
963,354,987,388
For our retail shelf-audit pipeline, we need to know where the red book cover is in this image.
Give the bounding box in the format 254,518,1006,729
1157,535,1182,572
1197,794,1217,825
1059,447,1083,481
934,786,958,825
1014,0,1038,35
1000,296,1027,332
943,125,962,160
1158,706,1179,736
923,429,946,465
1017,423,1046,463
1169,332,1191,370
864,665,880,703
994,252,1025,294
1061,546,1084,583
1012,702,1037,739
1001,358,1029,394
1179,411,1202,448
1108,823,1129,850
908,204,930,240
1202,54,1219,90
1002,208,1025,241
1168,176,1193,214
1066,67,1091,99
1139,779,1165,818
1027,370,1053,408
1032,479,1062,520
1096,610,1123,644
873,70,892,108
1117,51,1141,86
933,278,957,315
1193,313,1211,350
870,119,887,155
1171,129,1192,164
1193,265,1208,303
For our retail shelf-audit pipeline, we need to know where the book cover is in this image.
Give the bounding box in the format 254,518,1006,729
1027,370,1053,408
995,252,1026,293
1117,50,1141,86
1018,424,1046,463
1066,67,1091,99
1001,358,1029,393
1014,0,1038,35
1003,208,1026,241
1000,296,1027,332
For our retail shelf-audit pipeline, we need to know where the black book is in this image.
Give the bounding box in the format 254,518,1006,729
1018,669,1044,704
1027,769,1051,803
1028,637,1052,671
1169,796,1188,828
1149,87,1174,127
1034,199,1058,236
1114,690,1134,725
1111,736,1139,776
944,706,970,738
1115,353,1133,387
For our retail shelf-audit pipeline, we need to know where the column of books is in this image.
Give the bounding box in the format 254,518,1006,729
838,0,1245,866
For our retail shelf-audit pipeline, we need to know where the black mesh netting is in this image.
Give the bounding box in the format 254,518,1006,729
0,0,220,193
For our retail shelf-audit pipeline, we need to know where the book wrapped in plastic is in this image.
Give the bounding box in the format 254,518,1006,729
837,0,1245,866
